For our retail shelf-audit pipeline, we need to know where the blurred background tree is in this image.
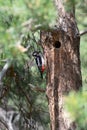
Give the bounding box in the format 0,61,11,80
65,91,87,130
0,0,87,129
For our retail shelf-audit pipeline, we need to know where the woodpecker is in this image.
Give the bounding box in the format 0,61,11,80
32,51,45,79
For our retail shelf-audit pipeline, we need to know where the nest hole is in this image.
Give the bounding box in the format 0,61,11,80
53,41,61,48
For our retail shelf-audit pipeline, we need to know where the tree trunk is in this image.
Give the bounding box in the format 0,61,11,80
40,12,82,130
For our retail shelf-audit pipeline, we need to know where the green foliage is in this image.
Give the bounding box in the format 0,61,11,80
76,0,87,30
0,0,87,129
0,0,54,128
64,0,76,13
65,91,87,130
80,36,87,91
0,0,57,67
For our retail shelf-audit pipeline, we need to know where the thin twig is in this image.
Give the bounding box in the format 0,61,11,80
31,32,39,44
28,83,45,93
0,119,9,130
80,30,87,36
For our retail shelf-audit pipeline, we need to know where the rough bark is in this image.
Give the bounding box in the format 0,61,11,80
40,12,82,130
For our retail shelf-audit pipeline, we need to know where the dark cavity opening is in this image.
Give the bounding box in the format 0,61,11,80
54,41,61,48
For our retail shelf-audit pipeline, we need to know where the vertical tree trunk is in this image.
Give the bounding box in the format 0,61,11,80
40,11,82,130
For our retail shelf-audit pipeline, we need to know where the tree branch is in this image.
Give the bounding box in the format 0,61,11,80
0,119,9,130
16,44,31,52
0,59,12,81
28,83,45,93
80,30,87,36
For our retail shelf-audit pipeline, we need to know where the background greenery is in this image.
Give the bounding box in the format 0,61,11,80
0,0,87,129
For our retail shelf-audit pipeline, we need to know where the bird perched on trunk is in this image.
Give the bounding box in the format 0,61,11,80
32,51,46,79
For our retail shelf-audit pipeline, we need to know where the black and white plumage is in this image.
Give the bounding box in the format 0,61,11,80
32,51,45,79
